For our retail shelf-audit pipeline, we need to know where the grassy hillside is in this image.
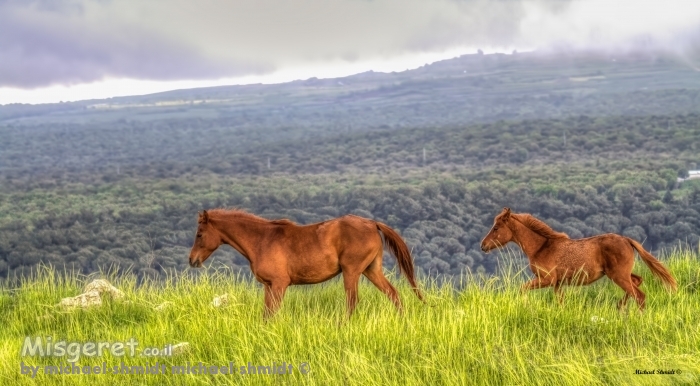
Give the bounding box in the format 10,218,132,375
2,248,699,385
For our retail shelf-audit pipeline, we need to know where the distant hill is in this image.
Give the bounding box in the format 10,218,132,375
2,49,699,126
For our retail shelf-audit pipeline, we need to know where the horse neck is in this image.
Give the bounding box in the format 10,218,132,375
210,214,268,260
509,219,548,260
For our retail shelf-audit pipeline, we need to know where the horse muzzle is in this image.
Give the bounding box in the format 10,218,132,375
189,256,203,268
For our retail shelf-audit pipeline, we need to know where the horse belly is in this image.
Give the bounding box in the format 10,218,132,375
557,260,604,285
287,252,341,285
558,265,604,285
556,243,605,285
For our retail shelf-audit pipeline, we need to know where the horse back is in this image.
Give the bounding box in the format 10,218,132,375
323,215,383,252
547,233,634,272
268,214,380,255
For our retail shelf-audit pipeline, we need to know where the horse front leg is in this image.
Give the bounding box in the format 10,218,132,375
520,276,556,305
554,281,565,305
520,276,557,293
263,281,289,320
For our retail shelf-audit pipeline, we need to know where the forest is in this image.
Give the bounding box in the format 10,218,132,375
0,50,699,283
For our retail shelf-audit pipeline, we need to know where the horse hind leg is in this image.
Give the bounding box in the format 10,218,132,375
629,286,646,311
631,273,643,287
342,271,362,318
610,274,645,311
630,273,645,309
363,258,403,312
617,273,644,310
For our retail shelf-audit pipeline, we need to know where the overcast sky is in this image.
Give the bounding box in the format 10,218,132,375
1,0,699,104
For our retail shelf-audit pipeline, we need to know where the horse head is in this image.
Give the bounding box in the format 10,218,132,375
189,210,222,268
480,207,515,252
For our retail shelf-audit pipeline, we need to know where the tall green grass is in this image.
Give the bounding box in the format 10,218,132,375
2,248,699,385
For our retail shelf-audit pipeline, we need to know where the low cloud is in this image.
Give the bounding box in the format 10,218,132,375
1,0,698,89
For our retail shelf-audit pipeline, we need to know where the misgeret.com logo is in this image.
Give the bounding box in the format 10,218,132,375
21,336,173,362
19,336,311,378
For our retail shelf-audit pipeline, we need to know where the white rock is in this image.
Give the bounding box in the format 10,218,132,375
212,294,229,308
59,290,103,309
57,279,125,309
155,301,173,312
84,279,125,300
171,342,190,356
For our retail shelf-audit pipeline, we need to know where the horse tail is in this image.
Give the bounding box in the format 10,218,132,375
627,237,677,291
375,222,425,302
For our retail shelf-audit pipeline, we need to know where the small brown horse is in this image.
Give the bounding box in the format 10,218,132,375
480,208,677,310
189,209,424,319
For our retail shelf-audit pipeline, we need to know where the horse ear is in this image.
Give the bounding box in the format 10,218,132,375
199,210,209,224
502,207,511,219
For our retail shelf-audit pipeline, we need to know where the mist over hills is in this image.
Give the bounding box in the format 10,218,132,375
3,49,699,125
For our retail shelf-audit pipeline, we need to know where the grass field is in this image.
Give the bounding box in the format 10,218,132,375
2,248,699,385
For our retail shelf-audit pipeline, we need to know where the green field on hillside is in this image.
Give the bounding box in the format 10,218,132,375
2,248,699,385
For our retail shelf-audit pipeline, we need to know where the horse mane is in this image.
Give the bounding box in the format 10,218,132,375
511,213,569,239
207,208,296,225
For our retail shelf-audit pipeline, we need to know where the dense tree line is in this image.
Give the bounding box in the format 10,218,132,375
1,175,698,281
1,112,697,183
1,112,698,283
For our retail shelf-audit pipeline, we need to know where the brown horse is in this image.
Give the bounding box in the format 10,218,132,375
480,208,677,310
189,209,424,319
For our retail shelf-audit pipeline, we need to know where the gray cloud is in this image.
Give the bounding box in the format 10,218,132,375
0,0,273,88
1,0,699,88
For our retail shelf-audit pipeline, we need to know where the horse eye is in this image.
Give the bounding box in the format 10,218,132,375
196,233,202,238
